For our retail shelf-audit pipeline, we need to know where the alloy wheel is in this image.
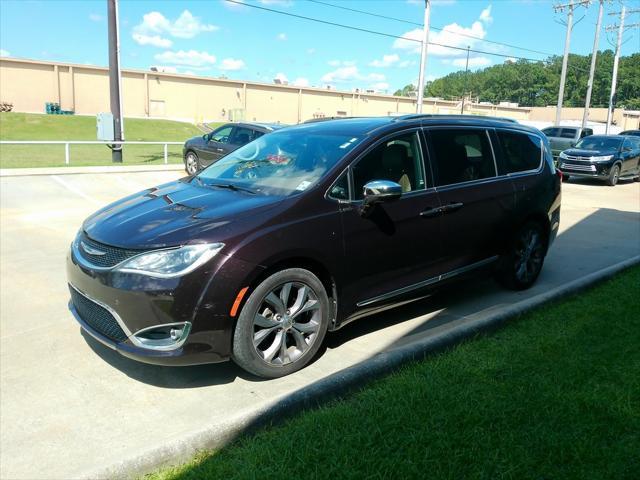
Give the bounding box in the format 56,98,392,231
186,153,198,175
514,228,544,285
252,282,321,366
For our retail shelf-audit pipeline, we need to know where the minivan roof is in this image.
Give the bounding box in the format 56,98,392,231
282,115,539,137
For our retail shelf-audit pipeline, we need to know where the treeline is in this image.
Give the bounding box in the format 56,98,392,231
394,51,640,110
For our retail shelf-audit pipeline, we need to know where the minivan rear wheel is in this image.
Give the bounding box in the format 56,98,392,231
497,222,546,291
232,268,330,378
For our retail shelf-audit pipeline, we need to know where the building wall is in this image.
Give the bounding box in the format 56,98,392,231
3,57,636,130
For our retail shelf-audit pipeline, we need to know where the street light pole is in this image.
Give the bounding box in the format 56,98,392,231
555,0,574,126
461,45,470,114
107,0,124,162
605,6,626,134
415,0,431,113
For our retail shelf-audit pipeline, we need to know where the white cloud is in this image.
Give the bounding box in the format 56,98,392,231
0,49,10,57
89,13,103,22
328,60,355,67
321,66,360,83
394,6,491,57
274,72,289,83
398,60,416,68
133,10,217,42
479,6,493,23
368,73,386,81
293,77,310,87
369,54,399,67
133,34,173,48
277,32,287,41
151,65,178,73
451,56,491,68
220,58,246,71
369,82,390,91
154,50,216,66
306,48,316,55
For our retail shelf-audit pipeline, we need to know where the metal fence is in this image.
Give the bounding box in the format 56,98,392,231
0,140,184,165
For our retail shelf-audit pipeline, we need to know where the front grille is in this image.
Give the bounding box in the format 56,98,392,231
563,155,591,162
69,286,128,342
78,233,142,268
561,162,596,172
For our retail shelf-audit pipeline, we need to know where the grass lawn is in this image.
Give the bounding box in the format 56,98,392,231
0,112,216,168
148,266,640,480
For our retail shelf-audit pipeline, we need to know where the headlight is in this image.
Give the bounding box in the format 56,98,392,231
559,152,569,159
115,243,224,278
590,155,614,162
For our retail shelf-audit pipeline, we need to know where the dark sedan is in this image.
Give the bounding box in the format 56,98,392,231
558,135,640,186
619,129,640,137
183,122,286,174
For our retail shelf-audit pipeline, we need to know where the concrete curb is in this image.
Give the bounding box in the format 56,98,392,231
82,255,640,480
0,164,185,177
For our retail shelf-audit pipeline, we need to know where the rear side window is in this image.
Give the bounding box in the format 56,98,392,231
542,127,560,137
497,131,543,174
428,129,496,187
559,128,578,139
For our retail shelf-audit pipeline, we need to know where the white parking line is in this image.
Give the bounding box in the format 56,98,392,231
50,175,101,206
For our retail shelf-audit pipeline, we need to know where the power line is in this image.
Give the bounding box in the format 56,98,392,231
307,0,557,57
226,0,552,64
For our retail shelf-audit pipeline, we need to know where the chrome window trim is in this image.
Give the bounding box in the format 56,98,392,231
357,256,499,307
68,282,134,338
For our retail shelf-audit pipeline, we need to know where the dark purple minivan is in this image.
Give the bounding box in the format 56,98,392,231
67,115,561,378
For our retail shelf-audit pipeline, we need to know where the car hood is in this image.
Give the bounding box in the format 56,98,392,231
562,147,618,158
185,135,206,146
83,179,285,248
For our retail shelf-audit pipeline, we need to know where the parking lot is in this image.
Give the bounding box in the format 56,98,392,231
1,171,639,479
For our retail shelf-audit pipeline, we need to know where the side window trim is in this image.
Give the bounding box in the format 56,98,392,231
347,128,430,203
325,167,352,203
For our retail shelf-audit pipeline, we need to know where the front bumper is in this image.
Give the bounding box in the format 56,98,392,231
67,239,262,366
558,160,613,179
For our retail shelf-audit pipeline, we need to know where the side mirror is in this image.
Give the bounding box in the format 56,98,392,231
361,180,402,216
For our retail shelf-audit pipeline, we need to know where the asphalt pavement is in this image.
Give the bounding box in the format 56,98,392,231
0,171,639,479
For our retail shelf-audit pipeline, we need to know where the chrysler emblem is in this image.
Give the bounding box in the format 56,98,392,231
80,241,106,256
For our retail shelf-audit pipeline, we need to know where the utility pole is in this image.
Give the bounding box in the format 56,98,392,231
605,7,640,133
581,0,604,132
460,46,470,114
554,1,575,126
107,0,124,162
415,0,431,113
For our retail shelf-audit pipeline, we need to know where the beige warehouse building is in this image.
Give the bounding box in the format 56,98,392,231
1,57,638,130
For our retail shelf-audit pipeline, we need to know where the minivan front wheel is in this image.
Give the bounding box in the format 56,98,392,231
498,222,546,291
232,268,330,378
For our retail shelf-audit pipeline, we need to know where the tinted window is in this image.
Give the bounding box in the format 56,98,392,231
328,171,349,200
497,131,542,174
629,137,640,149
428,129,496,186
542,127,560,137
623,138,639,151
229,127,257,145
210,126,233,143
559,128,578,139
352,132,426,200
581,129,593,138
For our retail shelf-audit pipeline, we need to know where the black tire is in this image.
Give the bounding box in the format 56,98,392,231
562,174,570,182
184,151,200,175
232,268,330,378
497,221,546,291
606,164,620,186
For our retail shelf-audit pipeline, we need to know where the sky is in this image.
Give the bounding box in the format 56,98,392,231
0,0,638,94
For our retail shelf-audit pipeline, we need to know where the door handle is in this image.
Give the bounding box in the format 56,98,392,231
420,206,444,218
441,202,464,214
216,148,224,152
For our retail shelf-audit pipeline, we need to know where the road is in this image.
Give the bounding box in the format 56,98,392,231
1,172,639,479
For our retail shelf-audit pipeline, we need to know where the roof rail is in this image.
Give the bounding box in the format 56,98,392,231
302,116,362,124
392,114,519,124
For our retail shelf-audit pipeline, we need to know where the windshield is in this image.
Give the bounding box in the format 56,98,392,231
575,136,623,151
196,130,362,196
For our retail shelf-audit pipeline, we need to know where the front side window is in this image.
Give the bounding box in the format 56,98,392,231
352,132,426,200
428,129,496,186
210,126,233,143
497,131,542,174
197,130,362,196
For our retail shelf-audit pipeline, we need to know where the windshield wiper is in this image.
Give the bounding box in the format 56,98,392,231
208,182,257,195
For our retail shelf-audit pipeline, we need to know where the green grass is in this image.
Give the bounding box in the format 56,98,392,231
147,266,640,480
0,112,210,168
